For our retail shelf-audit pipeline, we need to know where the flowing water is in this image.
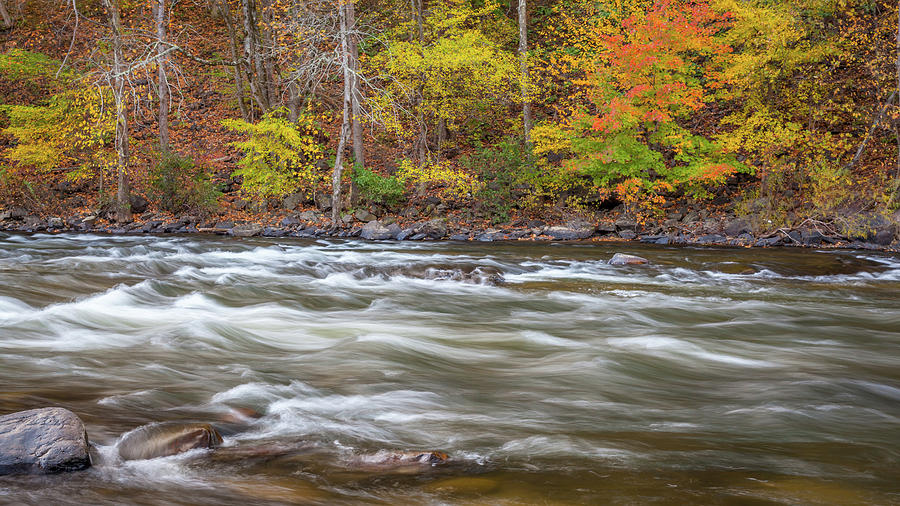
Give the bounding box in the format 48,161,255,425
0,232,899,505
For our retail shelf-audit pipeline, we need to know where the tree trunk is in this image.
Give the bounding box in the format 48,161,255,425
348,0,363,204
104,0,132,223
220,0,250,121
260,0,279,110
0,0,13,28
518,0,531,142
331,0,352,229
411,0,426,163
242,0,270,113
156,0,170,152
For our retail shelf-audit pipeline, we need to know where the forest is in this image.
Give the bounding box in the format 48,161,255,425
0,0,898,245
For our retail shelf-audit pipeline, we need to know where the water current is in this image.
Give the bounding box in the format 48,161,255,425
0,232,899,505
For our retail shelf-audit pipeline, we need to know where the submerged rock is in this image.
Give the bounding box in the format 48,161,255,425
348,450,449,471
116,422,223,461
608,253,649,265
0,407,92,475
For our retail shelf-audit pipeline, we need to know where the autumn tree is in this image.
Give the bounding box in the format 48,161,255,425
533,0,740,206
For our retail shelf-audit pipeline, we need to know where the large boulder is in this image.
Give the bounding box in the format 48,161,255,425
231,223,262,237
0,407,92,475
116,422,223,461
360,220,393,240
283,193,304,211
416,219,448,239
724,218,751,237
545,221,595,240
129,194,149,214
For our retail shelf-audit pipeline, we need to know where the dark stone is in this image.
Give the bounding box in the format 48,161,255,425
231,224,263,237
786,230,803,244
655,236,670,245
608,253,649,265
23,216,44,229
281,215,300,227
618,230,637,240
396,227,415,241
424,196,441,206
214,220,235,230
724,218,751,237
873,229,895,246
416,219,447,239
800,228,825,245
283,193,304,211
386,223,402,239
7,206,28,220
142,220,163,233
697,234,726,244
639,234,666,243
116,422,223,461
410,233,427,240
297,210,319,222
597,222,617,234
615,218,637,231
315,194,332,211
755,236,783,247
527,219,546,228
262,228,286,237
129,194,149,214
360,221,393,240
449,233,469,241
0,407,91,475
47,217,64,229
355,209,377,222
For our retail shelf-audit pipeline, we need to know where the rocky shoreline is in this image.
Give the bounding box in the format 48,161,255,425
1,205,898,252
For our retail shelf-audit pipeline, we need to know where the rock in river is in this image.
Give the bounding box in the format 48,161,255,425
348,450,449,471
116,422,223,461
608,253,649,265
0,407,92,475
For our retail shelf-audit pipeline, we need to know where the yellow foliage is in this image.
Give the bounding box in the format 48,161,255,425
1,86,115,178
397,158,482,200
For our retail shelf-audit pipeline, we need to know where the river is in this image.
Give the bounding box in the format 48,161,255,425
0,232,898,504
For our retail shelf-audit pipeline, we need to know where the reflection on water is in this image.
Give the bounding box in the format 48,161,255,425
0,232,899,504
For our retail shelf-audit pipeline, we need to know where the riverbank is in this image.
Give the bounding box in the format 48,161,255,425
1,204,898,252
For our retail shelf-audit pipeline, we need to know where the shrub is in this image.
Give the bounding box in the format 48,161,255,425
461,137,533,223
149,152,220,214
221,107,326,199
397,158,482,201
351,164,405,206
